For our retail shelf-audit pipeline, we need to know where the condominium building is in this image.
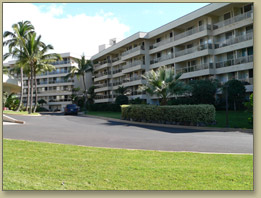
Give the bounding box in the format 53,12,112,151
91,3,253,104
4,52,92,111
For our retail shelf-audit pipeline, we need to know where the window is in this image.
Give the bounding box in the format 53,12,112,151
156,38,161,43
224,12,231,20
170,32,173,38
247,47,253,56
187,26,193,31
225,32,233,40
157,52,161,58
187,44,193,49
227,52,234,60
241,49,247,57
249,69,253,78
246,25,253,34
244,4,252,13
198,20,202,26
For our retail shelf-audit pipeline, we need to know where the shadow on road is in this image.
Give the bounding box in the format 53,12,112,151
102,120,212,134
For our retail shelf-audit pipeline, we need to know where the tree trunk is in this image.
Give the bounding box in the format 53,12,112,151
82,74,87,110
26,76,30,112
29,65,34,114
16,67,24,112
33,69,38,113
234,100,237,111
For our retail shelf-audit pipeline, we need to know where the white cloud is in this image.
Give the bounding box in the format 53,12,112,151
3,3,130,61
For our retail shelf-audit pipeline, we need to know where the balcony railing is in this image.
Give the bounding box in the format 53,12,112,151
150,37,174,50
51,60,72,65
123,60,144,69
94,60,111,67
214,32,253,49
215,55,253,69
95,71,112,78
122,46,145,57
176,63,214,74
238,77,253,85
175,44,212,57
123,76,142,83
213,10,253,30
127,91,146,96
112,69,122,74
174,25,211,41
113,81,122,86
95,95,112,100
150,53,174,65
49,99,71,102
49,80,74,84
94,83,112,88
112,57,121,62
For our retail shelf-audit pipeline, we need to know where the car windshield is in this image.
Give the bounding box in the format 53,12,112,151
67,104,77,108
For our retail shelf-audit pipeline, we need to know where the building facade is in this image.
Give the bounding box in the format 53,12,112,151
4,52,92,111
91,3,253,104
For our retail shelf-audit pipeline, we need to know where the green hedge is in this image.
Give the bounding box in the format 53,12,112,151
121,104,216,126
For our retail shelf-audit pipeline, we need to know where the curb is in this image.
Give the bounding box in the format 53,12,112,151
3,114,26,124
81,114,253,133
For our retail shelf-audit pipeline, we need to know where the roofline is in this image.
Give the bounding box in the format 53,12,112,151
91,3,231,60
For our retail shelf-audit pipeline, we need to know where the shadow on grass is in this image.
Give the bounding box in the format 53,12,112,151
101,119,214,134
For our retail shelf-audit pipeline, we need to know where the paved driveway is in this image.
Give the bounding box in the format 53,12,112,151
3,114,253,154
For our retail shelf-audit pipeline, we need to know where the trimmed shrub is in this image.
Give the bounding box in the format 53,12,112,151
121,104,216,126
115,95,129,105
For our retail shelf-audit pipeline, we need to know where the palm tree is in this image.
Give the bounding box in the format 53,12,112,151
3,21,34,112
66,55,93,110
13,32,61,113
115,86,128,95
139,66,189,105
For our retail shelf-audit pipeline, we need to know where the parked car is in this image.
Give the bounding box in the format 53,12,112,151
64,104,78,115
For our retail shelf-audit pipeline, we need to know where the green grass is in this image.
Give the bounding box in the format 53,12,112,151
86,110,253,129
3,110,40,116
210,111,253,129
87,111,121,119
3,139,253,190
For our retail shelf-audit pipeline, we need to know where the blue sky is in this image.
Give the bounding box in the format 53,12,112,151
33,3,209,37
4,3,209,58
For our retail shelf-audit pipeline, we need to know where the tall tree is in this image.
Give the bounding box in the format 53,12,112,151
223,79,246,111
3,21,34,111
12,32,61,113
66,55,93,110
139,66,189,105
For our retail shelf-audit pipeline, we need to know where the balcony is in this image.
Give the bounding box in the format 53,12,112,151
175,44,212,58
49,80,74,84
214,32,253,49
150,53,174,65
123,76,142,83
215,55,253,69
122,60,146,73
94,95,113,103
95,71,112,78
121,46,145,60
176,63,214,74
174,25,211,41
51,60,71,65
213,10,253,30
112,68,122,74
94,60,112,71
150,37,174,50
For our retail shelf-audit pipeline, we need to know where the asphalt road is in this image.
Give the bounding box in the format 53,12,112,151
3,113,253,154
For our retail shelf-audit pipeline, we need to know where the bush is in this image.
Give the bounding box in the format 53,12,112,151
115,95,129,105
87,103,121,112
36,106,49,112
121,104,216,126
168,97,194,105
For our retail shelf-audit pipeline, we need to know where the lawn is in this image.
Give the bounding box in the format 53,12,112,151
210,111,253,129
87,111,121,119
3,139,253,190
86,110,253,129
3,110,40,116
